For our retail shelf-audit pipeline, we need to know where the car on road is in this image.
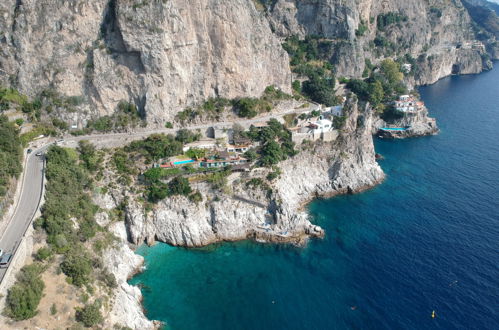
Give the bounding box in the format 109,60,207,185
35,152,43,157
27,148,33,154
0,253,12,268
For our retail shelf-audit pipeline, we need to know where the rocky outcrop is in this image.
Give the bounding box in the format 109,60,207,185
102,234,156,330
124,96,383,247
276,97,384,206
93,193,156,329
374,106,439,138
0,0,291,125
125,180,321,247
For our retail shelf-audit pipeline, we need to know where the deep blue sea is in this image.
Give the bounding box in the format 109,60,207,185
130,67,499,330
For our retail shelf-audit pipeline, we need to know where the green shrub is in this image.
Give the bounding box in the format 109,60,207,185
148,181,169,202
165,121,173,129
168,177,192,196
175,107,200,123
100,269,118,289
243,149,258,161
112,149,136,175
188,190,203,204
266,167,281,181
0,115,22,199
50,303,57,315
207,169,230,190
61,250,93,287
75,301,103,327
302,75,336,106
77,140,99,172
4,263,45,320
233,98,259,118
34,247,53,262
292,80,302,93
356,22,369,36
126,134,182,161
175,129,201,144
87,100,142,132
186,148,206,160
377,12,408,31
260,140,284,166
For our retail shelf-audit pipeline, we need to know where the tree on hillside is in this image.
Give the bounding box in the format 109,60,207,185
380,59,403,85
168,177,192,196
368,80,385,106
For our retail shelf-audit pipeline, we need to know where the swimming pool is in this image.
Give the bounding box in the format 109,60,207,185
173,159,195,165
380,127,409,131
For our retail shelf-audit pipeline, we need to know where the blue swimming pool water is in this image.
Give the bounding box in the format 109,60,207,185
130,67,499,330
172,159,195,165
380,127,408,131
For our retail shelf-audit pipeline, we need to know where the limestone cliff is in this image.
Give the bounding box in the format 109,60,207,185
0,0,291,125
1,0,497,125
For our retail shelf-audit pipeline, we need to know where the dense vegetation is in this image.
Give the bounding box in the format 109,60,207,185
125,133,185,163
4,263,45,320
4,143,119,326
39,146,99,251
175,85,291,122
346,59,406,112
86,101,144,132
0,115,22,199
282,35,340,106
146,174,194,202
376,12,408,31
244,118,297,166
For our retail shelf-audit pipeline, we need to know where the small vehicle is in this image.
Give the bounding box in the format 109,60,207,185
35,152,43,157
0,253,12,267
27,148,33,154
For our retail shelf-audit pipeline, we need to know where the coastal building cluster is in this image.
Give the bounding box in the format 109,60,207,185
156,131,254,172
153,103,345,172
290,105,343,144
394,95,425,113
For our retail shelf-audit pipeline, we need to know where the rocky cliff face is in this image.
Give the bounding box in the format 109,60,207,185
0,0,291,125
1,0,496,124
268,0,492,84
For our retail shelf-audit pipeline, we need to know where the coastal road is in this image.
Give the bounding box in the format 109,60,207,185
61,102,322,148
0,147,46,283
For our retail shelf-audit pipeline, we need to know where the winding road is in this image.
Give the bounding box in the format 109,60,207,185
0,146,47,283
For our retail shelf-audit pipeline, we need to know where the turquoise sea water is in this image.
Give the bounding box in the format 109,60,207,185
130,67,499,330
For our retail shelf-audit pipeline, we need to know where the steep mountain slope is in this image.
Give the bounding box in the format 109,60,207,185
268,0,491,84
0,0,291,124
0,0,496,124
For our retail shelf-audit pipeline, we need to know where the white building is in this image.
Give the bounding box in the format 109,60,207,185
394,95,424,113
226,144,252,153
182,138,218,152
309,119,333,133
